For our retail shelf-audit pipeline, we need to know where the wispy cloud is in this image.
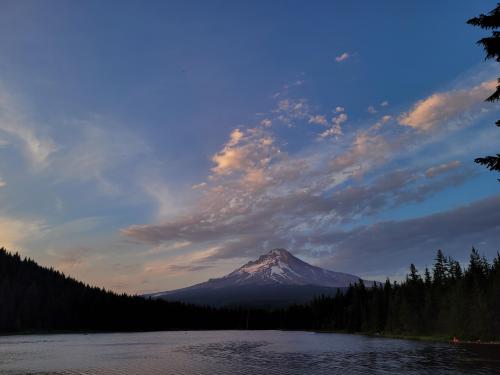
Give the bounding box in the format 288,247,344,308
0,216,46,251
425,160,461,178
142,180,176,219
335,52,350,62
53,119,150,194
54,246,95,268
0,90,56,168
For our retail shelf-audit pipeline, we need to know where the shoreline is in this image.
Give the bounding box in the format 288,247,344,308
365,332,500,346
284,328,500,345
331,331,500,346
1,328,499,346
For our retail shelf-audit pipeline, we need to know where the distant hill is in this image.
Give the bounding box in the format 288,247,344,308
150,249,379,307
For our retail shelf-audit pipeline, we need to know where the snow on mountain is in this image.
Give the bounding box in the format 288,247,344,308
220,248,364,287
151,249,376,300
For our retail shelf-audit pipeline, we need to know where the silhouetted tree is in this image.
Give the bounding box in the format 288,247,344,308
424,267,432,286
433,249,447,286
408,264,421,282
467,4,500,175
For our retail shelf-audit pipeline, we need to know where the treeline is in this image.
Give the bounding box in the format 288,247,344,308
279,248,500,341
0,247,274,333
1,246,499,340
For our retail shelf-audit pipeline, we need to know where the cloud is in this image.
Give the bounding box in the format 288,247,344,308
329,129,390,174
145,262,214,275
142,181,176,219
0,90,56,168
314,195,500,275
55,246,94,267
143,246,220,277
227,128,244,146
123,66,492,263
211,127,278,180
399,79,497,131
335,52,350,62
192,182,207,190
381,101,389,107
425,160,461,178
145,241,192,255
122,155,475,264
367,105,377,114
273,98,311,124
0,216,45,251
372,115,392,130
260,118,272,127
318,113,347,139
309,115,328,125
0,178,6,188
335,106,345,113
318,125,342,139
53,121,150,194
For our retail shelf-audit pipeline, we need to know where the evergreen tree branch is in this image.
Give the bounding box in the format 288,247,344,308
474,154,500,171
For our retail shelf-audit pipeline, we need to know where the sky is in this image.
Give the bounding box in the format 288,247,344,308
0,0,499,294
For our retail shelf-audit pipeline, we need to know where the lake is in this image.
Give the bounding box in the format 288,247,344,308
0,330,498,374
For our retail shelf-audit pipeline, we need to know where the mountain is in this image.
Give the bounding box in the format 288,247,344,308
150,248,378,308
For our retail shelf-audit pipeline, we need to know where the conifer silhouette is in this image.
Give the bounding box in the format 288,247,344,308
467,4,500,175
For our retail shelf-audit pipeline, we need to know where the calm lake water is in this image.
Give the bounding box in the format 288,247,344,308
0,330,498,375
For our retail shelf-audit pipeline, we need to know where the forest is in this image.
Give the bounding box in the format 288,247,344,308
280,248,500,341
1,246,499,341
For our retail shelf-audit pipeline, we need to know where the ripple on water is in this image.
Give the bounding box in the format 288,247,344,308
0,331,498,375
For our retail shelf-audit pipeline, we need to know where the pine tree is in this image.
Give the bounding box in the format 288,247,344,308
467,247,488,281
409,264,421,282
433,249,447,286
467,4,500,176
424,267,432,285
448,258,463,280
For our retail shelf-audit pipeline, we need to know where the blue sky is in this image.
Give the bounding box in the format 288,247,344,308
1,0,499,293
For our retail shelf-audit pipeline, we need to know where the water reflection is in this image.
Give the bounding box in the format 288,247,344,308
0,331,498,375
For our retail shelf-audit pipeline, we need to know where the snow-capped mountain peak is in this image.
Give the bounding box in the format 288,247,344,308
234,248,294,277
217,248,364,287
150,249,379,304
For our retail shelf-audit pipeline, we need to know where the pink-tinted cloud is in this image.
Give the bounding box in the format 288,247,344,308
399,79,496,131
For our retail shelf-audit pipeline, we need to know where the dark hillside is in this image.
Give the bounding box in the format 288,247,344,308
0,247,273,333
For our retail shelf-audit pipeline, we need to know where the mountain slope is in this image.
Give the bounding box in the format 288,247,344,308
151,249,378,307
